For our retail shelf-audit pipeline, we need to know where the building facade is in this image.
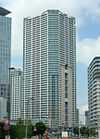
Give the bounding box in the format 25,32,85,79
23,10,76,128
9,68,23,121
88,57,100,137
0,7,11,119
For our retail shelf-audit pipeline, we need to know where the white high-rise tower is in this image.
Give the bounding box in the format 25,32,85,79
23,10,76,128
9,68,23,121
88,57,100,138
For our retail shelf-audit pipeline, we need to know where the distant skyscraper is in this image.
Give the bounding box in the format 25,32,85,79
23,10,76,128
0,7,11,119
9,68,23,121
85,110,89,127
0,97,7,118
88,57,100,137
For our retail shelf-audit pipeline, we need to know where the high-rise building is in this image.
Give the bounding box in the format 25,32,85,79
0,97,7,119
85,110,89,127
23,10,76,128
0,7,11,119
9,68,23,121
88,57,100,137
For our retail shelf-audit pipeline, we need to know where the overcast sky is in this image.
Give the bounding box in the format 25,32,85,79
1,0,100,121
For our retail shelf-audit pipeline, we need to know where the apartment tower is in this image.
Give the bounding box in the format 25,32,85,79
88,57,100,137
9,68,23,121
23,10,76,128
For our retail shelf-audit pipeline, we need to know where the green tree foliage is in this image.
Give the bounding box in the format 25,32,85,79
0,122,5,139
10,119,33,139
35,122,46,138
80,127,96,137
80,127,89,137
16,124,25,139
10,125,16,139
73,126,96,137
73,127,79,136
89,128,96,137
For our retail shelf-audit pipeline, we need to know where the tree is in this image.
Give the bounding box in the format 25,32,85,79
80,127,89,137
16,124,26,139
10,125,16,139
35,122,47,139
89,128,96,137
0,122,5,139
73,126,96,138
73,127,79,136
10,119,33,139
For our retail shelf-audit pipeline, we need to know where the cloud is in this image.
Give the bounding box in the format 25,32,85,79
4,0,100,66
77,37,100,65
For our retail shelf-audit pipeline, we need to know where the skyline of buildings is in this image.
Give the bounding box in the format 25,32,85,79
2,0,100,128
23,10,76,128
1,6,100,132
0,7,11,119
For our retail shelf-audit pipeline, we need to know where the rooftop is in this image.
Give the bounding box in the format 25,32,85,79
0,7,11,16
